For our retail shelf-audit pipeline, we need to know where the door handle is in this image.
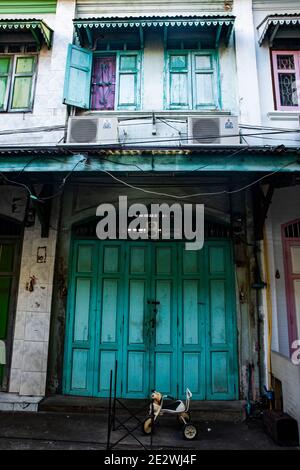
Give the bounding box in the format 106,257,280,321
92,81,113,86
147,300,160,305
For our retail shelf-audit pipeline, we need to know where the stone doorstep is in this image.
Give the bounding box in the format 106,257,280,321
0,392,43,412
38,395,245,421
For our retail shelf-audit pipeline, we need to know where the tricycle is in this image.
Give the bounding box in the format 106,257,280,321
142,388,198,440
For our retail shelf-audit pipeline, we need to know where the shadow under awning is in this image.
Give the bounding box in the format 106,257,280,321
73,14,235,50
0,18,53,49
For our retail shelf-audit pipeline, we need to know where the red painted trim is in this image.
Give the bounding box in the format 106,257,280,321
282,219,300,357
270,48,278,110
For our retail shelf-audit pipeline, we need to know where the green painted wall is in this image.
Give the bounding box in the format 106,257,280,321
0,1,57,14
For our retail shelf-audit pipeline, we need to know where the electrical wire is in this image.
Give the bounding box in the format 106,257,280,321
104,128,300,146
90,160,298,200
0,125,65,136
1,142,298,202
35,158,88,201
191,146,248,172
0,158,87,202
1,126,300,147
0,172,35,198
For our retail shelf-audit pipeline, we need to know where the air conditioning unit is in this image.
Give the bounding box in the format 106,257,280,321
67,116,119,144
188,116,240,145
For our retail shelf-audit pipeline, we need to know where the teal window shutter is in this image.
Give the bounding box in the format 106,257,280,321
168,53,190,109
63,44,93,109
193,53,217,109
166,51,219,110
117,52,140,110
0,55,37,112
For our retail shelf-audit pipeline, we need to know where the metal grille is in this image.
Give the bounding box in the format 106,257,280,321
191,117,220,144
277,54,295,70
279,73,298,107
284,221,300,239
69,118,98,143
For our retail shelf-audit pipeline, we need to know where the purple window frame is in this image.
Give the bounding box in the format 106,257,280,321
272,50,300,111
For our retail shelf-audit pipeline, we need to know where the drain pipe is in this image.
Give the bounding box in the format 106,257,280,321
252,243,267,397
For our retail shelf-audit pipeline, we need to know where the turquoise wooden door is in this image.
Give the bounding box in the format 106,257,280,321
63,241,98,395
205,243,237,399
121,243,151,398
150,244,178,398
64,240,237,399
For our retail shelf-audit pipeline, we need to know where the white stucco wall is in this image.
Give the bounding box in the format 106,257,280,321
233,0,262,136
266,185,300,357
253,0,300,147
263,185,300,432
76,0,233,17
9,199,59,398
271,351,300,431
139,34,238,113
0,0,76,145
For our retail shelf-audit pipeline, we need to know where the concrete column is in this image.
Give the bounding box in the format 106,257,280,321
9,200,59,398
233,0,262,132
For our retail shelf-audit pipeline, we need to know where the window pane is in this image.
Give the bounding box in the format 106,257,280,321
120,55,136,71
0,57,10,74
170,55,187,70
118,74,136,106
195,55,212,69
279,73,298,107
16,57,34,74
195,73,214,105
277,54,295,70
0,76,8,108
170,72,188,106
11,76,32,109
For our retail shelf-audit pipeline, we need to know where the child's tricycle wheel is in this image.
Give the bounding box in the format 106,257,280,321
183,423,198,440
142,417,154,435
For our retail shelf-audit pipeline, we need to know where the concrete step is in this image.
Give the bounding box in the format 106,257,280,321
39,395,244,421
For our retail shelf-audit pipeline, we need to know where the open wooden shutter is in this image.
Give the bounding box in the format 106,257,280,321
63,44,93,109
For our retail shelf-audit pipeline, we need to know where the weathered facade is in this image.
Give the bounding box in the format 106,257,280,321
0,0,299,430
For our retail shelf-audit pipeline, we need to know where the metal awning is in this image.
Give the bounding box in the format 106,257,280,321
74,15,235,49
0,19,53,49
258,13,300,46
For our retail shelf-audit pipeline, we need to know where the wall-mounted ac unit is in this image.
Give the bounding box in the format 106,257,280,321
67,116,119,144
188,116,239,145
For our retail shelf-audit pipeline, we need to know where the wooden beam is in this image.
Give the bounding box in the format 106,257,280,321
252,182,275,240
0,152,299,174
269,23,280,47
215,24,222,48
139,25,144,49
